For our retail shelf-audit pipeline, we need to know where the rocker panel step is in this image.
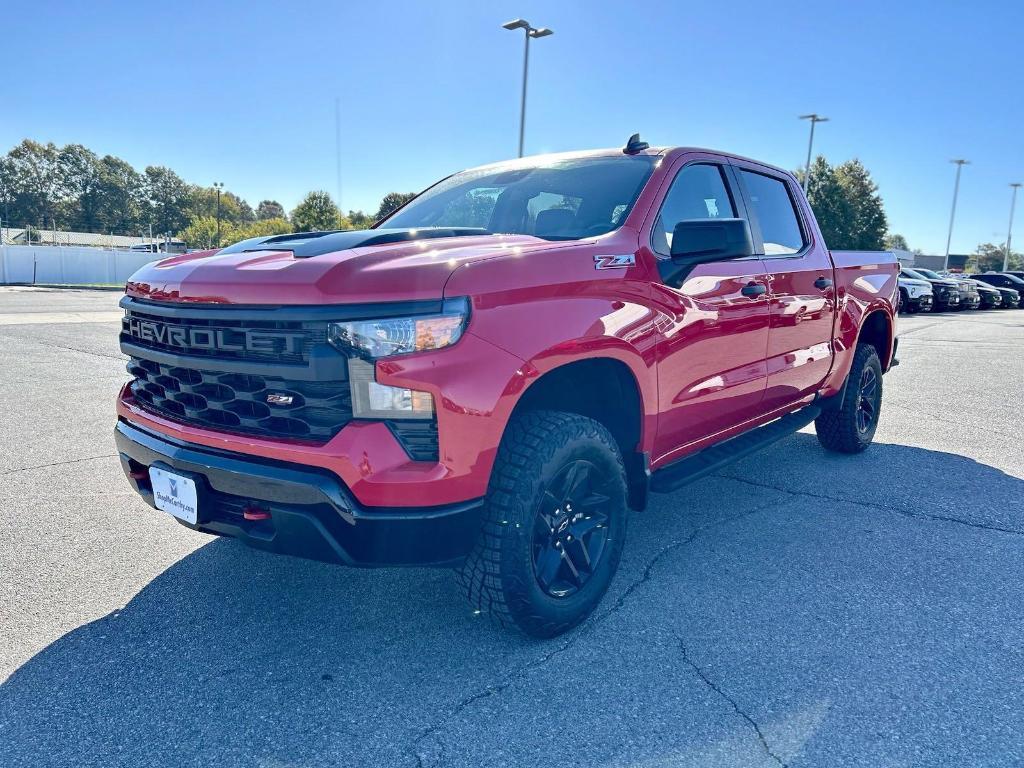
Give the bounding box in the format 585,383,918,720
649,406,821,493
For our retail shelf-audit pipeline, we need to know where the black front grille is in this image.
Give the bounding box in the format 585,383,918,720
121,308,325,364
128,357,351,442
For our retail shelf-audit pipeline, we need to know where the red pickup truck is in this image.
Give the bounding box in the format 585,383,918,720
116,137,898,637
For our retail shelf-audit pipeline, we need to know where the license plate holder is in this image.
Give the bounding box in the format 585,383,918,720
149,466,200,525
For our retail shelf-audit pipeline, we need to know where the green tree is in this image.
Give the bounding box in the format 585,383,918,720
1,140,62,228
291,191,342,232
798,156,888,250
256,200,287,220
187,186,253,225
346,209,374,228
57,144,103,231
144,166,191,235
375,192,416,220
834,159,887,250
230,217,293,241
800,156,851,249
973,242,1022,272
178,215,221,249
884,233,909,251
95,155,145,233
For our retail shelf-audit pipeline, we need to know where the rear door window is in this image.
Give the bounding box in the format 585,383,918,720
739,170,805,255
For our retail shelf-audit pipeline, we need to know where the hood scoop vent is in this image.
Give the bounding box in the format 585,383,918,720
217,227,491,258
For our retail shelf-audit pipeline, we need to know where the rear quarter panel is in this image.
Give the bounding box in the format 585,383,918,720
823,250,899,396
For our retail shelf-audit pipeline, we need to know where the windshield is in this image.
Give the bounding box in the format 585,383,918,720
378,155,658,241
913,268,943,280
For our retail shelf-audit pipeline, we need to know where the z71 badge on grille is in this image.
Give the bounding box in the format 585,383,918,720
593,254,636,270
266,393,294,406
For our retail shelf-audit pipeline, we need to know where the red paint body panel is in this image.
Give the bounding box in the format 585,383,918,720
117,146,897,511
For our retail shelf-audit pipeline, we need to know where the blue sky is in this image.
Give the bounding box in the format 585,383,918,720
3,0,1022,254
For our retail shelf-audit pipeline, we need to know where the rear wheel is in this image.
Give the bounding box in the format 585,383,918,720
459,410,628,637
815,343,883,454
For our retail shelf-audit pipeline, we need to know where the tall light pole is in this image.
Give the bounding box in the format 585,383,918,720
1004,183,1022,272
502,18,553,158
944,159,969,269
335,96,343,210
213,181,224,247
799,114,829,193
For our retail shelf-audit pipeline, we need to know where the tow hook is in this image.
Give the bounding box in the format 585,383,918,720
243,504,271,521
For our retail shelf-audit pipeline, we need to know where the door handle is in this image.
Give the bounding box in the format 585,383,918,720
741,282,767,297
814,277,834,290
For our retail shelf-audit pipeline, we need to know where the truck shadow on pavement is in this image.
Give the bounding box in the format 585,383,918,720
2,435,1022,767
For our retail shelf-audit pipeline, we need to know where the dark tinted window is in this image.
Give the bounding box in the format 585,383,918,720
379,155,657,241
652,164,735,255
974,275,1007,286
740,170,804,255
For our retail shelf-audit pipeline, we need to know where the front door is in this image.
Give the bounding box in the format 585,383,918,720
647,160,771,464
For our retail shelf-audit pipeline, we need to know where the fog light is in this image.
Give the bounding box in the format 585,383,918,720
349,359,433,420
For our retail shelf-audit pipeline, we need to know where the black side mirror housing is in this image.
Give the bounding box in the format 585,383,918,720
670,218,754,265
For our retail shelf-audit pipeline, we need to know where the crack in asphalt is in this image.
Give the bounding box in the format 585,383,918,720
0,454,119,476
31,341,125,361
409,505,777,767
675,635,788,767
716,474,1024,537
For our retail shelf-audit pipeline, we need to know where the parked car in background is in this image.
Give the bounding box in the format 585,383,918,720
902,268,960,310
970,273,1024,308
965,278,1004,309
935,272,981,310
993,285,1021,308
897,271,933,313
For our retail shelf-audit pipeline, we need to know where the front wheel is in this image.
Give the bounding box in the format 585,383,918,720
814,343,883,454
459,410,628,637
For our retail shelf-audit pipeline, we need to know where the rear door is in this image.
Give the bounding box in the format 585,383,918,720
731,162,836,410
647,157,771,463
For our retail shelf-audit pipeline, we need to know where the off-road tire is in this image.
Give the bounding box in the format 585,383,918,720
458,410,628,638
815,343,883,454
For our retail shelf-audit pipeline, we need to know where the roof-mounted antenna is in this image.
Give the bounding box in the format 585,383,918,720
623,133,649,154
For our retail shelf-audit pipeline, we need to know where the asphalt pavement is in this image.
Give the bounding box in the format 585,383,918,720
0,286,1022,767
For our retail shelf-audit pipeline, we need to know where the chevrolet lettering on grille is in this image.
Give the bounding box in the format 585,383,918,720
127,317,306,355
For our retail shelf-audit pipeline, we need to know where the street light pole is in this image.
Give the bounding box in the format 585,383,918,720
798,114,829,193
213,181,224,248
502,19,553,158
944,159,969,269
1004,183,1022,273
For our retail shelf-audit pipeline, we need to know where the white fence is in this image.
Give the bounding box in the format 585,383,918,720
0,245,160,285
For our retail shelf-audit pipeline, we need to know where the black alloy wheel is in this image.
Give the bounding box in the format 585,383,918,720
856,366,880,435
531,460,612,598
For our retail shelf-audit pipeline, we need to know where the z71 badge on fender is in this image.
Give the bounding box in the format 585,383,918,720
594,254,636,270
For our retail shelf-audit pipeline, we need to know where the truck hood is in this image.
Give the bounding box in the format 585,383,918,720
125,231,563,305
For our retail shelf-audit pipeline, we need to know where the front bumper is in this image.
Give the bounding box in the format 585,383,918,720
116,420,484,567
905,294,933,311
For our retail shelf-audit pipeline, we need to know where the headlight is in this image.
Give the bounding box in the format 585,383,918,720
327,298,468,360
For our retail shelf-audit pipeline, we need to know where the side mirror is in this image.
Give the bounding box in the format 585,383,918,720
670,218,754,264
